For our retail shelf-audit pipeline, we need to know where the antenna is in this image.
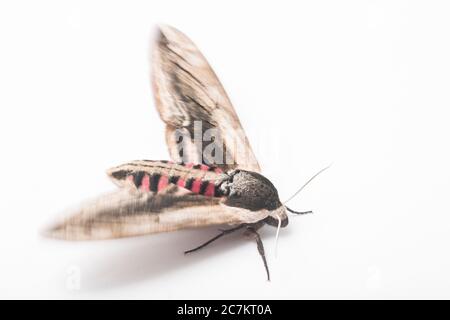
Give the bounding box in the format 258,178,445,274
283,164,332,205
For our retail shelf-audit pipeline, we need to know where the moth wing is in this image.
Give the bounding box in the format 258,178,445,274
152,25,261,173
44,187,269,240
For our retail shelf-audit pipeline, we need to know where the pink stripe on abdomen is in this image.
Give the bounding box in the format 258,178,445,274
191,179,202,193
177,178,186,188
204,182,215,197
157,175,169,192
141,174,150,192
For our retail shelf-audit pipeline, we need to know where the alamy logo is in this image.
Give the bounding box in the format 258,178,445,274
174,121,257,166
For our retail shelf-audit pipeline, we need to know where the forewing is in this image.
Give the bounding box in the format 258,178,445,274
152,25,261,172
45,187,269,240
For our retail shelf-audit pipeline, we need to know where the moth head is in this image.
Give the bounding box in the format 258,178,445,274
221,169,289,228
264,207,289,228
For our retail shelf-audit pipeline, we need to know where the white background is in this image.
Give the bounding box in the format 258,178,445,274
1,0,449,299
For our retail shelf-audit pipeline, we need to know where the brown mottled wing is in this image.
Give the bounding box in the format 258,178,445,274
152,25,261,173
45,187,269,240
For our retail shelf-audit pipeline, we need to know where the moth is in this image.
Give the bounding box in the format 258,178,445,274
45,25,317,281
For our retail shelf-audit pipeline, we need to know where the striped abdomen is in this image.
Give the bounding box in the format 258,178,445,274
107,160,226,197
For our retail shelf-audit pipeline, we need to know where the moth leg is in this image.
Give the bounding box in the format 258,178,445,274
245,227,270,281
184,224,246,254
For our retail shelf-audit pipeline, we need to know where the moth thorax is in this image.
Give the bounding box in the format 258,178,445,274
222,170,282,212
